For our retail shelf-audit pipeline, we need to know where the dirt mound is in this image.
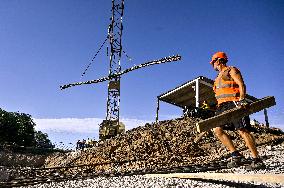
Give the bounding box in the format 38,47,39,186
45,117,284,173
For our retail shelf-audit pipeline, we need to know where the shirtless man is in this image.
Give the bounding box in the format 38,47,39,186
210,51,265,169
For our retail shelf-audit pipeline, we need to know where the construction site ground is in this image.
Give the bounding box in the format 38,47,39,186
1,116,284,187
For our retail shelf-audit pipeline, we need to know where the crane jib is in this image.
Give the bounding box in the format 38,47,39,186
60,55,181,90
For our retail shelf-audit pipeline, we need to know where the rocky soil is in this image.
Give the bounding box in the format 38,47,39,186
19,135,284,188
1,116,284,187
16,118,284,188
45,117,284,174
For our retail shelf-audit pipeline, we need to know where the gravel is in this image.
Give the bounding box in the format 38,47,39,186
19,141,284,188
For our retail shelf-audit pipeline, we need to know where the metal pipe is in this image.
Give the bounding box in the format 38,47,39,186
156,98,160,123
195,78,200,108
264,108,269,127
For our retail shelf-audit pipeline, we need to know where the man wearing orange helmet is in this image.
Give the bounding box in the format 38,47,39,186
210,51,265,170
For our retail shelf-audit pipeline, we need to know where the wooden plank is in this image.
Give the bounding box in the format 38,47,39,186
145,172,284,184
196,96,276,133
194,132,207,144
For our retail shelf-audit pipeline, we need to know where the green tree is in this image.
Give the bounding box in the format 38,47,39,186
0,109,17,144
34,131,54,149
0,108,53,149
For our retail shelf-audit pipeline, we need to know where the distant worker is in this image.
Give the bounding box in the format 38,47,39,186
76,140,84,150
91,138,97,147
86,138,91,148
201,100,210,110
209,51,265,170
82,139,86,150
200,100,215,119
76,140,81,150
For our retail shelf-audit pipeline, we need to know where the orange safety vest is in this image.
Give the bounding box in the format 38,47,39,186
213,66,240,105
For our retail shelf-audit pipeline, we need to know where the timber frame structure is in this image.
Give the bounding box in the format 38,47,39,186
156,76,270,126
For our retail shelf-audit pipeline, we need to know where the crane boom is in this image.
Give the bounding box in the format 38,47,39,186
60,55,181,90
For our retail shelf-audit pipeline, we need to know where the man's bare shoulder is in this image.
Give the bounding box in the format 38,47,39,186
229,66,241,75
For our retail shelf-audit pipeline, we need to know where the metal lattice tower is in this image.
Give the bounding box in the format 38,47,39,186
106,0,124,125
59,0,181,140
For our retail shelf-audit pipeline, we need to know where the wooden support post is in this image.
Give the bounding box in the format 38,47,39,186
194,132,207,144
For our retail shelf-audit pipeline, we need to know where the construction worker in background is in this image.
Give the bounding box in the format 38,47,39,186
86,138,91,148
201,100,210,110
200,100,215,119
210,51,265,170
76,140,81,150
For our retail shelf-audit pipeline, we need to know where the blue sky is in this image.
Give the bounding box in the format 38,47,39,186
1,0,283,147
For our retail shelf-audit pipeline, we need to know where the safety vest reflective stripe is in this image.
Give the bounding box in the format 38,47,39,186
215,93,240,99
216,75,239,88
216,83,239,89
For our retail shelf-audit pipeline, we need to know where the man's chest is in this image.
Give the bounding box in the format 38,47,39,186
216,70,232,82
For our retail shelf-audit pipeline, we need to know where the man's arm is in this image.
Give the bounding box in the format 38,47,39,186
230,67,246,100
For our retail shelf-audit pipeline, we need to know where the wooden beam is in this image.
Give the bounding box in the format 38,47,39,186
194,132,207,144
145,172,284,184
196,96,276,133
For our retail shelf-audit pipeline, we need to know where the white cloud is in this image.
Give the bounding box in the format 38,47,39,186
33,117,151,134
34,116,283,136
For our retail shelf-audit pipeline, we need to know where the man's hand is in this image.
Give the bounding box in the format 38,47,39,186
236,99,249,109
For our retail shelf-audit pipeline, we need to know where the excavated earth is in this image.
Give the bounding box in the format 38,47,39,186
45,117,284,174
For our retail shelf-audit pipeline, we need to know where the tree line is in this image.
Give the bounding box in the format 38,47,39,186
0,108,53,149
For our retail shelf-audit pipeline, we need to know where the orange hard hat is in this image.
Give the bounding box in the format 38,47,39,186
210,52,228,65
